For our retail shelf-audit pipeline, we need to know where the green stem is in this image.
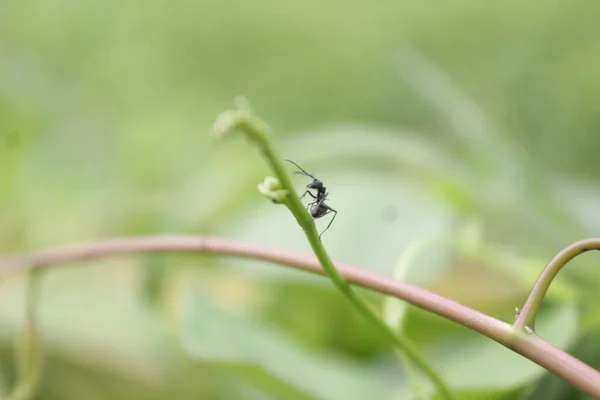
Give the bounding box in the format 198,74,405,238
10,270,43,400
0,359,7,400
514,238,600,332
212,98,454,399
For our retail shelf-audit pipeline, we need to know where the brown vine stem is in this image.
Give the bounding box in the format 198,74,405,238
514,238,600,332
0,235,599,398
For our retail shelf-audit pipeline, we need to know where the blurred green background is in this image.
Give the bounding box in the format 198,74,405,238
2,0,600,399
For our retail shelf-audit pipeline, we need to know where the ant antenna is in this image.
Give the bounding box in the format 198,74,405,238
285,159,316,179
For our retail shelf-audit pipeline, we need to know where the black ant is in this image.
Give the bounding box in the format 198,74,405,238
285,159,337,240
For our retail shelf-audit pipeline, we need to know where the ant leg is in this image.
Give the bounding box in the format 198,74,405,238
300,190,316,200
318,207,337,240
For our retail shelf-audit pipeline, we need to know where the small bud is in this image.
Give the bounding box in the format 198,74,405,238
263,176,281,190
258,176,288,204
210,97,266,143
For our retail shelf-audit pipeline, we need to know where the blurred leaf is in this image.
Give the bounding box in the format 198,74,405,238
395,47,517,172
260,283,390,358
396,47,587,248
0,265,176,383
432,387,529,400
526,332,600,400
216,364,317,400
383,239,442,399
438,302,579,391
180,290,407,400
0,358,7,399
386,302,581,399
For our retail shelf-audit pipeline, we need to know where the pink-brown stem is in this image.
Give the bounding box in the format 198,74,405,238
0,235,599,398
514,238,600,332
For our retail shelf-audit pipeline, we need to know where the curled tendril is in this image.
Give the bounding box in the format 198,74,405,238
211,96,270,143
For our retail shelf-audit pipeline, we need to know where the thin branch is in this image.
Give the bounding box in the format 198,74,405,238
514,238,600,332
1,235,600,398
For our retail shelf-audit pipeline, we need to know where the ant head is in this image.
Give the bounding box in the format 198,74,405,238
306,179,323,190
285,159,326,192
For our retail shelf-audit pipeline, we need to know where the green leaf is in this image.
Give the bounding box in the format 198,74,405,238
179,290,408,400
438,302,579,390
216,364,318,400
0,357,8,399
432,387,530,400
526,332,600,400
383,239,441,399
0,266,175,382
